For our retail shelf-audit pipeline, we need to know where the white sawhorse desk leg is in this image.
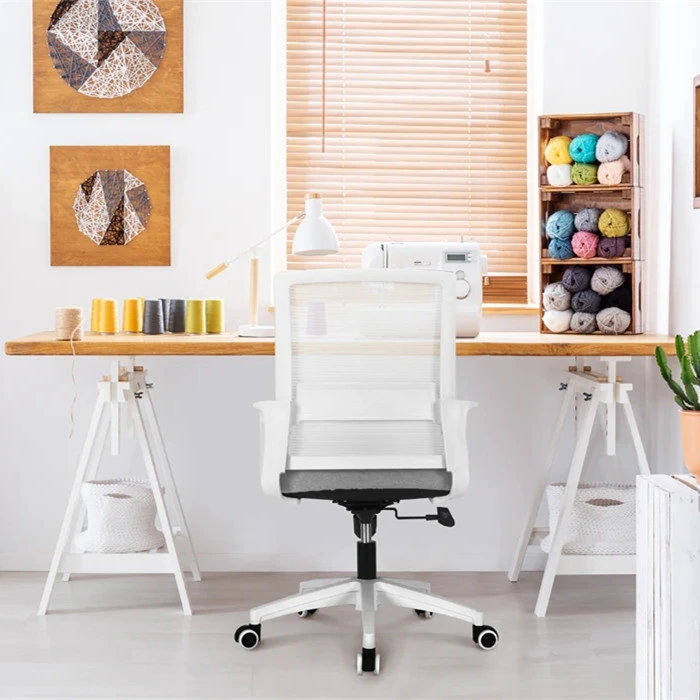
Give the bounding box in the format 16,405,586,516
508,357,651,617
39,361,199,616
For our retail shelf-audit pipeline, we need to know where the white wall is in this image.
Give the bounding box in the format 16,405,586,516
0,0,680,574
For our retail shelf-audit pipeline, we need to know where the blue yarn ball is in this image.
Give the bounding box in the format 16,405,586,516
548,238,574,260
569,134,600,164
546,210,575,240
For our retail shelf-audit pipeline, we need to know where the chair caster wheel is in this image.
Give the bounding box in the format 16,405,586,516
356,648,380,675
472,624,499,650
234,624,261,650
414,609,433,618
297,608,317,618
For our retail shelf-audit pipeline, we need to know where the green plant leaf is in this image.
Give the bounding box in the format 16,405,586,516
680,357,700,408
689,331,700,381
676,334,686,364
675,395,691,410
655,346,672,382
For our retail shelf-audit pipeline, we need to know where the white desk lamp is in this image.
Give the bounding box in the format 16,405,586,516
206,193,339,337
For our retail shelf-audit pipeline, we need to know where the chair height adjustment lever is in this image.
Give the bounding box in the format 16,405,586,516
385,507,455,528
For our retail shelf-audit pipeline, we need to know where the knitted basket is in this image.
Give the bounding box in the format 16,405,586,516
75,479,165,553
540,482,635,555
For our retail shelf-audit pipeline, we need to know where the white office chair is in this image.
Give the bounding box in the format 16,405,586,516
234,269,498,674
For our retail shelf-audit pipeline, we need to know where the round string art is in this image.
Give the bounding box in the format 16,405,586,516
46,0,167,99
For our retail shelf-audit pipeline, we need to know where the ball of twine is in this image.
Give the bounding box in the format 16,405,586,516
56,306,84,341
596,130,629,163
597,235,628,259
598,155,630,185
572,231,600,258
598,208,630,237
596,307,631,334
571,162,598,185
547,164,573,187
568,133,599,163
548,238,574,260
574,207,601,233
543,308,573,333
570,311,597,334
543,282,571,311
603,285,632,313
544,135,573,165
591,266,625,295
562,265,592,293
546,210,575,240
571,289,602,313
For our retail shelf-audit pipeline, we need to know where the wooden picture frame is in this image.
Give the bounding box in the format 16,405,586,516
33,0,183,113
695,75,700,208
50,146,171,266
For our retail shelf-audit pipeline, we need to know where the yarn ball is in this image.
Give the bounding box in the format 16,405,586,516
562,265,592,293
544,135,573,165
596,307,631,334
597,235,628,259
547,164,573,187
571,289,602,314
568,134,599,164
574,207,602,232
571,162,598,185
545,210,575,240
597,155,630,185
570,312,597,334
603,285,632,313
598,208,630,237
543,282,571,312
596,130,629,163
543,308,573,333
591,266,625,295
572,231,600,259
548,238,574,260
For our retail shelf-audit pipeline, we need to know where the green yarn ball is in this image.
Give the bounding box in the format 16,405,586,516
571,162,598,185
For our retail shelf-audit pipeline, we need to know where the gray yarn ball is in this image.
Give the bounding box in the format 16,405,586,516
574,208,602,233
595,130,629,163
571,289,602,313
562,265,592,293
570,312,597,334
591,266,625,295
596,307,631,334
543,282,571,311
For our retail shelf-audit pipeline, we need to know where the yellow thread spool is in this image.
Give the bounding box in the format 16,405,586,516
205,298,225,334
99,298,119,334
90,298,103,333
185,299,206,334
122,298,143,333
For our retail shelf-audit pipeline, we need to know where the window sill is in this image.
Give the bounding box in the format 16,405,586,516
267,303,539,316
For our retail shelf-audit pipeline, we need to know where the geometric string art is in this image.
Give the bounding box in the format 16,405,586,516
47,0,166,99
73,169,152,245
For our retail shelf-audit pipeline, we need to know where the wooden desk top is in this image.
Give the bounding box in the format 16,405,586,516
5,331,675,357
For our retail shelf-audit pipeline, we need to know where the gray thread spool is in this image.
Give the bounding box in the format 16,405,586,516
143,299,164,335
167,298,186,333
159,298,170,331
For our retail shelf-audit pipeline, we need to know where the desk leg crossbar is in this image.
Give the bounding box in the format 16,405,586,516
38,361,200,615
508,357,651,617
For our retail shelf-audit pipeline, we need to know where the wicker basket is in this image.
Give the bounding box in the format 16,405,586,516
541,482,636,555
75,479,165,554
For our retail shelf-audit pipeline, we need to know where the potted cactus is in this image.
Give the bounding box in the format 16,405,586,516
656,331,700,478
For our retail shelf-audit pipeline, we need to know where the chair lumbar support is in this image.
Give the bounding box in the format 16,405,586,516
385,506,455,527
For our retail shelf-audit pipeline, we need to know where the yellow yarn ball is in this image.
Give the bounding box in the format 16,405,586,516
598,209,630,238
544,136,573,165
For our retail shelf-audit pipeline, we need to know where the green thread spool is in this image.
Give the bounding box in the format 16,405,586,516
205,298,225,334
185,299,206,334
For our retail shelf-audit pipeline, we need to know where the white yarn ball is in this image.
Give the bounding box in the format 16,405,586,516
591,266,625,295
543,282,571,311
596,307,631,334
547,164,573,187
543,308,573,333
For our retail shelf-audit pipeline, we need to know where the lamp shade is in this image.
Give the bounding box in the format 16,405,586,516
292,194,339,256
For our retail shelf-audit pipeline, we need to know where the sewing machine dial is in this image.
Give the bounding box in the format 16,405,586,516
455,278,471,300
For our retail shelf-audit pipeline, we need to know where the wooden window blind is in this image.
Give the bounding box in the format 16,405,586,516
287,0,528,303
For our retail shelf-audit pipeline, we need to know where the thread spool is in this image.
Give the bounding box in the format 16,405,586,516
99,299,119,334
56,306,84,341
168,299,186,333
205,298,225,334
143,299,165,335
186,299,206,334
122,298,143,333
562,265,592,293
90,298,103,333
159,299,170,331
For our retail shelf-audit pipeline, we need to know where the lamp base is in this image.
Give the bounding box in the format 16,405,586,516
238,324,275,338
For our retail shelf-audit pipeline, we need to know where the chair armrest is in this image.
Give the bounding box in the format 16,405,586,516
254,400,291,498
435,398,477,503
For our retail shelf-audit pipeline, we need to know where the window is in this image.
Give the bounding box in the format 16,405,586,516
286,0,528,303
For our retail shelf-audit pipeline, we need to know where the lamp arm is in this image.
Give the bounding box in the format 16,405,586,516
205,212,305,279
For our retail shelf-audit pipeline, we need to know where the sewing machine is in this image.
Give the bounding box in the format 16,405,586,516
361,242,487,338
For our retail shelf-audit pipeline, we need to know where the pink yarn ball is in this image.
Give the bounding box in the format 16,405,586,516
571,231,600,259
